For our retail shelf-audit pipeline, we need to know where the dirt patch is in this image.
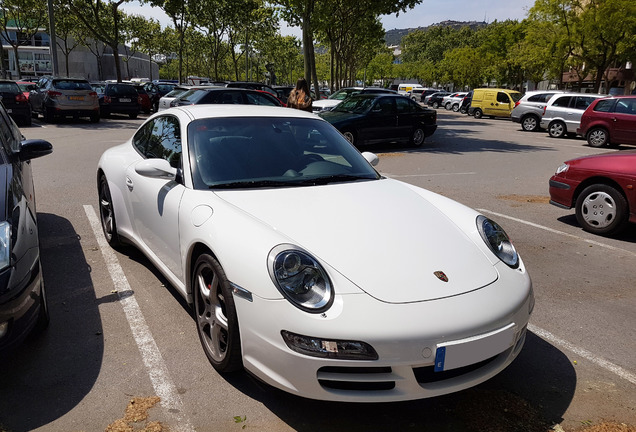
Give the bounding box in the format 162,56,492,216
572,422,636,432
498,194,551,204
105,396,164,432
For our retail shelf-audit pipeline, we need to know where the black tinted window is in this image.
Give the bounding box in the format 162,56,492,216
528,93,556,103
593,99,615,112
133,116,182,168
107,84,138,97
245,92,278,106
497,92,510,103
396,97,413,113
574,96,596,110
615,99,636,115
53,80,92,90
552,96,572,108
0,82,19,93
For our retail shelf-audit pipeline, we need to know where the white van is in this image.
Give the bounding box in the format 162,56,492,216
397,83,424,96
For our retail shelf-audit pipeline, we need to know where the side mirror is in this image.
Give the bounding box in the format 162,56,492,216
18,139,53,161
361,152,379,167
135,158,177,180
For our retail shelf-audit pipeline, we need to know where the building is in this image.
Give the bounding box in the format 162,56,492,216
1,25,158,82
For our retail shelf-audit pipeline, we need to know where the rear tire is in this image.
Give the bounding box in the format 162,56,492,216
98,174,123,248
342,130,356,146
586,127,609,147
521,115,539,132
452,103,460,112
473,108,483,119
432,102,439,109
411,127,425,147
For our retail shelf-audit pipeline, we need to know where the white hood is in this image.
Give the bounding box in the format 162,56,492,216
216,179,497,303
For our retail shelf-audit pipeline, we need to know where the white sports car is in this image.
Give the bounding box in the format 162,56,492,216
97,105,534,402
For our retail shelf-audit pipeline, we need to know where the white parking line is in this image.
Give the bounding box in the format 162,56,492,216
529,324,636,386
478,208,636,258
84,205,195,432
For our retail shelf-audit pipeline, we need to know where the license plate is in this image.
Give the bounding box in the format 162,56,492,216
119,98,131,103
69,95,85,101
434,323,515,372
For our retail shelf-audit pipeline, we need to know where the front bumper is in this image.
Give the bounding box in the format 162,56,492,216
549,176,576,209
233,261,533,402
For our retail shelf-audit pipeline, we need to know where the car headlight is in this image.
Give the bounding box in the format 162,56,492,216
0,221,11,271
555,163,569,175
477,215,519,268
268,246,334,313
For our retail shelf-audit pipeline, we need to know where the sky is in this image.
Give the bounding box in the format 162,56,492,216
123,0,537,38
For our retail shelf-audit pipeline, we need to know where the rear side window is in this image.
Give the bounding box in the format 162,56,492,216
593,99,616,113
245,92,278,106
528,93,555,103
551,96,572,108
574,96,596,110
0,83,19,92
615,99,636,115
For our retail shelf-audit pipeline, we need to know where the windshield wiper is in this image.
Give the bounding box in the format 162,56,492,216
295,174,376,186
210,180,296,189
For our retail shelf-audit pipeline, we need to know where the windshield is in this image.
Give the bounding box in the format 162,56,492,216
329,89,361,100
332,97,374,114
510,92,522,103
188,117,380,189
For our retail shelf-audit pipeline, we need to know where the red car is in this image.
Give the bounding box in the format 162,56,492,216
16,81,37,100
549,151,636,235
578,95,636,147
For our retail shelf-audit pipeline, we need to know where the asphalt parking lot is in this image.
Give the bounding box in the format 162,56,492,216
0,109,634,432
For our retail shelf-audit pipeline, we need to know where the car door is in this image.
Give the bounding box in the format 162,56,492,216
612,98,636,144
126,115,185,279
396,97,419,140
491,91,512,117
567,96,597,132
363,97,397,143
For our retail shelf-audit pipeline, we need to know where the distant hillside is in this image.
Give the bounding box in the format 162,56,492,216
384,20,487,46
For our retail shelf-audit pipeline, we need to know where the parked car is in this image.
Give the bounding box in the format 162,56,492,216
29,76,100,123
419,88,441,103
407,88,426,101
96,104,532,402
319,94,437,147
539,92,605,138
0,102,52,353
397,83,424,96
470,88,522,119
577,95,636,147
0,80,32,126
143,82,161,112
16,81,37,100
426,91,451,109
225,81,277,96
98,82,141,119
511,90,565,132
133,84,153,114
549,151,636,235
442,92,468,111
170,87,283,108
155,82,179,97
273,86,294,104
458,91,473,114
157,85,198,112
312,87,396,113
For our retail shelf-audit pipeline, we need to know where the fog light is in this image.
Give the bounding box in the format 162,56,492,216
0,321,8,339
281,330,378,360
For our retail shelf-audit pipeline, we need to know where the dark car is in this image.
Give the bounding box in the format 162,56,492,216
577,96,636,148
98,82,141,119
170,87,284,108
29,76,100,123
318,94,437,147
549,151,636,236
0,103,52,353
225,81,277,97
143,82,161,112
419,89,440,103
273,86,294,104
459,91,473,114
426,91,451,109
155,82,179,97
133,84,152,114
0,80,31,126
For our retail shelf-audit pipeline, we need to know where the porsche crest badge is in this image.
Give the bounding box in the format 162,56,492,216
434,271,449,282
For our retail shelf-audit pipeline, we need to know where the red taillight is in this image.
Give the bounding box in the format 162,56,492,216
15,93,27,103
514,101,521,107
104,95,112,104
89,91,97,97
47,90,62,98
542,106,546,116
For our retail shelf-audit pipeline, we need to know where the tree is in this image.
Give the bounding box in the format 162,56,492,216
128,16,162,81
49,1,86,77
0,0,48,79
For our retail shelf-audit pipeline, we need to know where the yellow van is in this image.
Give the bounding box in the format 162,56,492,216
470,88,522,118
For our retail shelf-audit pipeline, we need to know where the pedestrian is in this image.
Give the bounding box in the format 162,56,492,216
287,77,313,112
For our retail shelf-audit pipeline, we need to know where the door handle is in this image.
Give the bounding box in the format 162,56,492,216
126,176,134,191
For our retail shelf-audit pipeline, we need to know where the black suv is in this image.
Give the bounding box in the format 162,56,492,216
0,102,52,353
98,82,141,119
0,80,32,126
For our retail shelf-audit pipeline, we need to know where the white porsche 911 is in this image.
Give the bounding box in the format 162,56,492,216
97,105,534,402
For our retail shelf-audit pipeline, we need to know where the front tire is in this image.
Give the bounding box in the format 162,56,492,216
587,127,609,147
32,280,50,334
98,174,123,248
411,127,425,147
342,130,356,145
548,121,566,138
473,108,483,119
521,115,539,132
445,102,452,110
575,184,628,235
432,101,439,109
193,253,242,373
452,103,460,112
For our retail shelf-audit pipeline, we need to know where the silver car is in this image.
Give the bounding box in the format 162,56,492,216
29,76,100,123
539,92,605,138
511,90,564,132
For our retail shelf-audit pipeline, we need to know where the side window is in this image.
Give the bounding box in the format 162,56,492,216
246,92,277,106
497,92,510,103
615,99,636,115
396,97,412,113
593,99,616,113
374,97,396,115
574,96,595,110
551,96,572,108
133,116,182,168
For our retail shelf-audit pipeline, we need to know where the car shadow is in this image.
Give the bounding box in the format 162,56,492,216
220,331,575,431
0,213,103,431
557,215,636,243
27,115,147,131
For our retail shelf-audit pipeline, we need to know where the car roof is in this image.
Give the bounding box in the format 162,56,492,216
165,104,318,121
